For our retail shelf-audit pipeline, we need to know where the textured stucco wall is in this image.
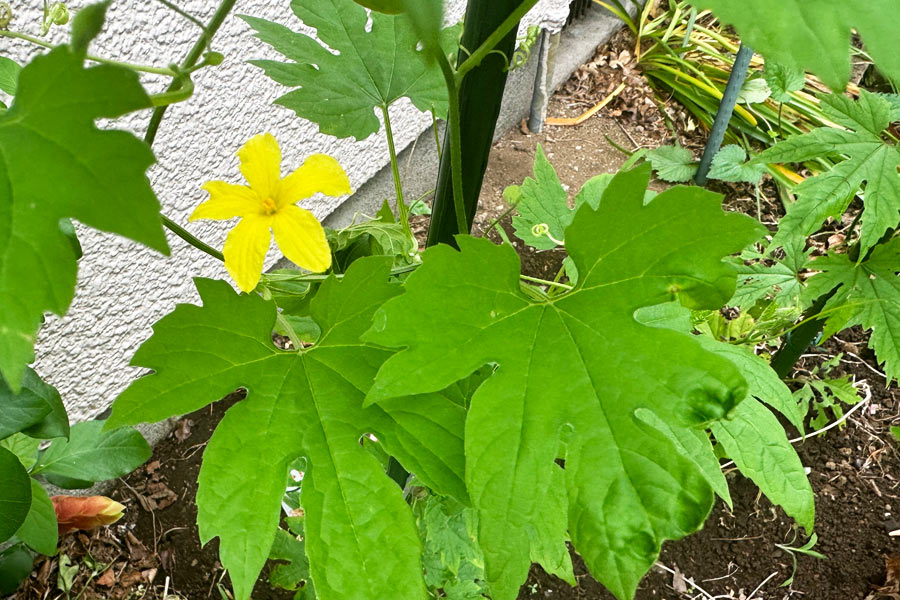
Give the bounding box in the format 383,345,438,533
4,0,572,423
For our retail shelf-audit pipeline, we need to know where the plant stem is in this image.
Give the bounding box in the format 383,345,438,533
149,75,194,107
161,216,224,261
520,274,573,291
0,30,178,76
695,42,754,185
144,0,235,146
437,56,470,236
455,0,540,82
431,110,443,161
380,104,411,233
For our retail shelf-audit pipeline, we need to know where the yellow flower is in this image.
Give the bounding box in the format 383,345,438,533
191,133,351,292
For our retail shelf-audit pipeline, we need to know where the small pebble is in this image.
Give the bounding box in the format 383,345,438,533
825,460,837,470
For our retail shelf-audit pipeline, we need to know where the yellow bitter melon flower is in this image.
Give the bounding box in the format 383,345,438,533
191,133,352,292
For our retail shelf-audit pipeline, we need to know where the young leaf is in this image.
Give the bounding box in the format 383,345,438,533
691,0,900,90
32,421,150,482
107,257,466,600
15,480,58,555
755,91,900,256
646,145,697,182
708,145,767,183
764,61,805,104
0,57,20,96
366,166,764,600
803,238,900,384
511,145,572,249
0,44,168,391
242,0,458,140
0,447,31,541
0,435,40,470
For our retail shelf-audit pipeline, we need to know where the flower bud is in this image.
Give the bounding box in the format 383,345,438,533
52,495,126,535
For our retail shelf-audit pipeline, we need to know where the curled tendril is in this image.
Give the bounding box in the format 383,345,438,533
0,2,13,29
41,2,69,35
508,25,541,71
531,223,565,246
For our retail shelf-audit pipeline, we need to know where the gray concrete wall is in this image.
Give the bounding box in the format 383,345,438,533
3,0,574,423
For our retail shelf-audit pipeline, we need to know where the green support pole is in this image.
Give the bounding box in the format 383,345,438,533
426,0,523,248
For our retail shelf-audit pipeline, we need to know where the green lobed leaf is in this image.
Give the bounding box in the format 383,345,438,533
0,43,168,391
710,398,814,531
0,447,31,541
108,257,467,600
242,0,458,141
510,145,573,249
634,408,731,507
708,145,767,183
0,57,21,97
14,479,58,556
691,0,900,90
755,90,900,257
646,145,697,183
366,165,764,600
698,339,806,433
32,421,150,482
764,61,805,104
803,238,900,384
268,527,310,591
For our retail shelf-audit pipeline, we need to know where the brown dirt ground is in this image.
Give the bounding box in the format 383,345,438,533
11,29,900,600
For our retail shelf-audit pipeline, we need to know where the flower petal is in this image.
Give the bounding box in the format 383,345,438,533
271,205,332,273
223,215,273,292
190,181,259,221
238,133,282,198
276,154,352,208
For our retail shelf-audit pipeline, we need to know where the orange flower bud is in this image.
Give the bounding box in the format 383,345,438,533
52,495,126,535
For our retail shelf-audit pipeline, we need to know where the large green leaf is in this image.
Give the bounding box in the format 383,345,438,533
0,368,69,441
803,238,900,384
366,166,764,600
242,0,457,140
0,36,168,390
693,0,900,90
755,91,900,257
32,420,150,482
14,479,58,556
107,257,467,600
0,446,31,541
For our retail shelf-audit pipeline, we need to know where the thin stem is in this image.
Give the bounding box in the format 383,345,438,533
0,30,178,76
436,53,469,235
144,0,236,146
479,204,516,238
152,0,207,32
149,75,194,107
275,312,302,351
455,0,540,82
380,104,411,233
520,274,573,291
161,215,224,262
431,110,443,161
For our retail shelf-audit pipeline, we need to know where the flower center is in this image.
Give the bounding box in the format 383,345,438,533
261,197,278,215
